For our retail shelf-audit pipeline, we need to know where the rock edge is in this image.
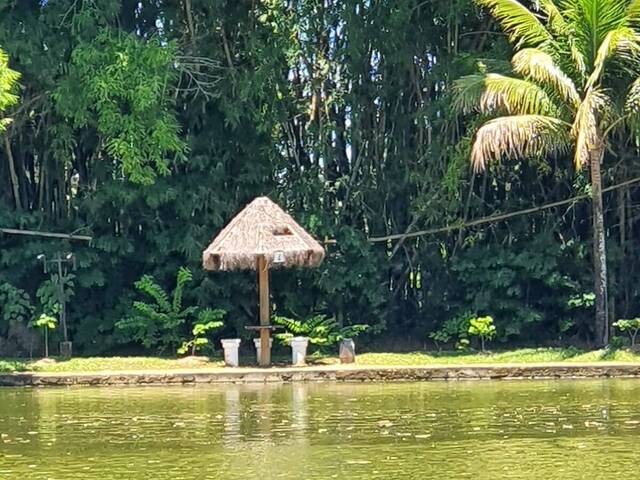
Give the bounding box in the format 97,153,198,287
2,363,640,387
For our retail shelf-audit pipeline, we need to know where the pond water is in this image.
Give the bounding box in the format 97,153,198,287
0,379,639,479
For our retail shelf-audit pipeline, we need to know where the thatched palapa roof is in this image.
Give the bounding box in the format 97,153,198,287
202,197,325,271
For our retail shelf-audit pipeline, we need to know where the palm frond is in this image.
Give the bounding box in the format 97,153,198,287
627,0,640,28
453,73,560,116
619,78,640,136
0,49,20,133
475,0,552,48
625,76,640,112
551,0,590,76
587,27,640,88
571,87,610,169
471,114,571,171
536,0,566,33
562,0,632,71
512,48,581,108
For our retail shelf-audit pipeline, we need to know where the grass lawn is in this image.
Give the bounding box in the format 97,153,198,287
351,348,640,366
2,348,640,374
0,356,224,373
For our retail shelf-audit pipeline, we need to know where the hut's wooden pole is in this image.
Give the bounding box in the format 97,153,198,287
258,255,271,366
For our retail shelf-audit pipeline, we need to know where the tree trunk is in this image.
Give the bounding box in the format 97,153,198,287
3,135,23,210
258,255,271,367
590,143,609,347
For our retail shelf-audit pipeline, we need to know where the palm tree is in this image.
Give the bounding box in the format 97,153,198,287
454,0,640,346
0,48,20,130
0,48,21,210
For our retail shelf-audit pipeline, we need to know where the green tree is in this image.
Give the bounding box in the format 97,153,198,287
612,318,640,346
468,315,497,352
454,0,640,346
31,314,57,358
53,31,187,185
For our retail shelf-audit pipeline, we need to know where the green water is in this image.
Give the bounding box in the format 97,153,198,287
0,379,639,479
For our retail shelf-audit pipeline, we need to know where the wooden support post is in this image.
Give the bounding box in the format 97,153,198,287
258,255,271,367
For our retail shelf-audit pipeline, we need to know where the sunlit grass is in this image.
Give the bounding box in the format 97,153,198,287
0,360,30,373
353,348,640,366
2,348,640,373
0,356,224,373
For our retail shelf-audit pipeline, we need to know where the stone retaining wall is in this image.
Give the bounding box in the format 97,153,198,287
2,363,640,387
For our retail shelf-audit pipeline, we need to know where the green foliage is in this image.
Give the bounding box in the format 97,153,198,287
613,319,640,347
53,31,186,185
0,360,28,373
274,315,369,352
468,316,497,352
567,293,596,309
177,309,226,356
0,47,20,132
2,0,640,357
30,313,58,358
32,314,57,331
446,235,591,342
0,282,34,327
117,267,225,354
429,313,471,349
0,282,36,356
456,338,471,352
36,274,75,316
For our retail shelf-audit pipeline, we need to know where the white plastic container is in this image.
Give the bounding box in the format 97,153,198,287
290,337,309,366
220,339,241,367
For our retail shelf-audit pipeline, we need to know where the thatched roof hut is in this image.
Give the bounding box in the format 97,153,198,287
203,197,325,367
202,196,325,271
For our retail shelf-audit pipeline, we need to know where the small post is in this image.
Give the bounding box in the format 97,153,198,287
258,255,271,367
221,339,241,367
339,338,356,364
290,337,309,366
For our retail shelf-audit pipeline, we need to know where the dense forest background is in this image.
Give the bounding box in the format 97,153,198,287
1,0,639,356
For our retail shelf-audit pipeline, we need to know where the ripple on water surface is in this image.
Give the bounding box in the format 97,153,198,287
0,379,639,479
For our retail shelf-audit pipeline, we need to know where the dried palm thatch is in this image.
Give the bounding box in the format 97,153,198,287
202,196,325,271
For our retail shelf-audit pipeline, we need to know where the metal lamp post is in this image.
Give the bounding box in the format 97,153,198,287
37,252,76,357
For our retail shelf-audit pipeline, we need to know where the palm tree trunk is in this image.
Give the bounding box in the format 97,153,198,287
590,143,609,347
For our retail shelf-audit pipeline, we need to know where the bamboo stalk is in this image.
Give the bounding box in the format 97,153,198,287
4,135,22,210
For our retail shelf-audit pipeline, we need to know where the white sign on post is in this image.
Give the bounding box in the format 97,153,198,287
273,250,285,264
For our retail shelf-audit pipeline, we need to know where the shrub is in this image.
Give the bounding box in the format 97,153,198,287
273,314,369,352
429,312,471,350
468,316,496,353
612,318,640,348
177,310,225,356
116,267,226,354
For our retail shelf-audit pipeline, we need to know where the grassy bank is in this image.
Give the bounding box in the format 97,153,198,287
2,348,640,374
0,356,224,373
352,348,640,365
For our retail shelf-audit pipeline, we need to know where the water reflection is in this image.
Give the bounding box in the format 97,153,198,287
1,380,640,479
